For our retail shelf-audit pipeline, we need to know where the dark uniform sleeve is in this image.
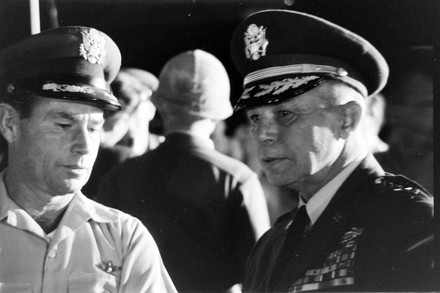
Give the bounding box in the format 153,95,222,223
95,164,123,209
364,175,436,291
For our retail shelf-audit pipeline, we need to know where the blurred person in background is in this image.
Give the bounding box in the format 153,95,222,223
97,49,270,293
83,67,163,197
362,93,389,155
100,68,162,154
376,47,433,194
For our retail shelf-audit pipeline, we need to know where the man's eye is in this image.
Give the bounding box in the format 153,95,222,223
57,123,73,129
275,110,297,125
88,126,102,133
247,114,261,124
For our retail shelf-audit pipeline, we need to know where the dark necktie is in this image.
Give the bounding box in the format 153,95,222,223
269,205,311,289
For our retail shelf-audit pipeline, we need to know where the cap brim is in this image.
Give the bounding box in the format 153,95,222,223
234,75,327,111
4,75,122,111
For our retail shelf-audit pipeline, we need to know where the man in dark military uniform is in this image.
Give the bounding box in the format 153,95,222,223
230,10,435,292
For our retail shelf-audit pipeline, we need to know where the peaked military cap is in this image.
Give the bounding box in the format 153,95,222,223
230,9,389,111
0,26,122,111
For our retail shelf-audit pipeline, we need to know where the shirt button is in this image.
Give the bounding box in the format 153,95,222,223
48,249,57,258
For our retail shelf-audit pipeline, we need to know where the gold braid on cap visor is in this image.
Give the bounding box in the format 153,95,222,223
234,63,368,110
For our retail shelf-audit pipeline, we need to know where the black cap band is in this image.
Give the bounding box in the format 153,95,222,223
2,73,121,111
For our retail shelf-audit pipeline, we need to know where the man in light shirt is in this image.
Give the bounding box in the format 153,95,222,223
230,10,434,292
0,26,176,293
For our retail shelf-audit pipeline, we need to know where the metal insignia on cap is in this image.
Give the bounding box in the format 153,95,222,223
79,29,106,65
336,67,348,77
6,83,15,94
244,24,269,61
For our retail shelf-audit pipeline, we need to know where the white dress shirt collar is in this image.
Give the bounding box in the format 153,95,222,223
301,154,366,225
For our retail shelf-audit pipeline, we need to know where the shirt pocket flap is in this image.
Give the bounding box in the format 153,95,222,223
0,282,32,293
69,273,117,293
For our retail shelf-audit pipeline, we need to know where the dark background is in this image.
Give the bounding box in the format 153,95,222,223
0,0,438,189
0,0,438,176
0,0,438,104
0,0,439,274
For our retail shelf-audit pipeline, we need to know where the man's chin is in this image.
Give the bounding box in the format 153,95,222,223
265,173,296,188
58,179,86,195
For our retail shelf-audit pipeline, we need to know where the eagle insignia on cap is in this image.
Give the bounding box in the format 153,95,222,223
244,24,268,60
79,28,106,65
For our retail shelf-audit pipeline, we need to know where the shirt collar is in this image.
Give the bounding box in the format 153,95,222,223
0,171,49,238
64,191,121,223
0,171,9,222
304,154,366,225
0,169,120,224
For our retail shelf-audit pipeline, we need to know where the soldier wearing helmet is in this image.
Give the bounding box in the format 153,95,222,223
97,49,271,292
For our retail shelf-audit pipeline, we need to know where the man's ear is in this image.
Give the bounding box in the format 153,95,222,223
338,101,362,139
0,103,19,143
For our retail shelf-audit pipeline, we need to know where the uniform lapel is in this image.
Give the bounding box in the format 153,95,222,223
275,155,383,291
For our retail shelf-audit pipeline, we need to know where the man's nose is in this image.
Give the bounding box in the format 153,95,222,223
254,117,278,144
71,128,93,155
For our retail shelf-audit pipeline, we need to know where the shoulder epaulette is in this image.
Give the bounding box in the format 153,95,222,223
373,174,431,199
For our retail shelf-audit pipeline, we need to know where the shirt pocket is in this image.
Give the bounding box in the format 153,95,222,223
0,282,32,293
68,273,118,293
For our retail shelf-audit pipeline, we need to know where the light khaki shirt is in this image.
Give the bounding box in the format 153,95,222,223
0,172,177,293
